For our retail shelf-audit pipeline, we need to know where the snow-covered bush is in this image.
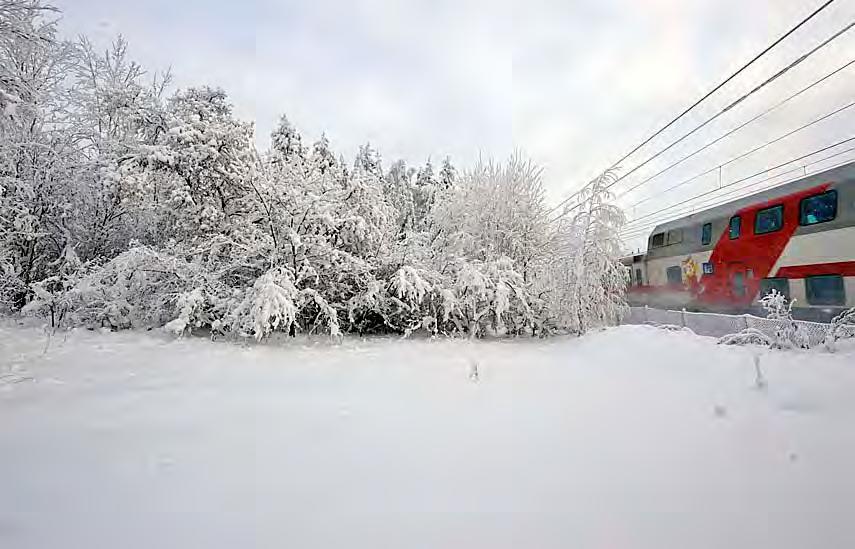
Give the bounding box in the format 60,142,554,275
718,328,772,347
718,290,809,350
758,289,809,350
65,246,204,330
825,307,855,352
228,268,340,340
0,3,631,343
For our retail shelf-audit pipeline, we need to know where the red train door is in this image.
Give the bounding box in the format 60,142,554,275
727,261,751,305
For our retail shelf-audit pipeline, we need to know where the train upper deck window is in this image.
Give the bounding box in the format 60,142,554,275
666,229,683,245
805,274,845,306
800,190,837,225
651,232,665,247
755,204,783,235
729,215,741,239
701,223,712,245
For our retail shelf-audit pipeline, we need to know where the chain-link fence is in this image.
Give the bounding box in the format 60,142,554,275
624,306,849,348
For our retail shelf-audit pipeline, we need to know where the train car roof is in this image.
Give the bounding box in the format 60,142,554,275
647,160,855,238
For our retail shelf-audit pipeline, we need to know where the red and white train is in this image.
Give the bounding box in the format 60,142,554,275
626,161,855,321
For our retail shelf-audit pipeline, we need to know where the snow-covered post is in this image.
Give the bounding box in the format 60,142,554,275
681,307,686,328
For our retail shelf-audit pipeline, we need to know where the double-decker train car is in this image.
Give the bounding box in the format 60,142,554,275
627,161,855,321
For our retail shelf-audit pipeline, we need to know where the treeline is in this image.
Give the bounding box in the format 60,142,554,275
0,2,628,339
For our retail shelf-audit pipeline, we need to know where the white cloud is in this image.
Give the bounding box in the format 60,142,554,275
53,0,855,233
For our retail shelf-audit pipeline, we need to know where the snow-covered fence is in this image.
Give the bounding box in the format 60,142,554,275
683,310,748,338
624,306,845,348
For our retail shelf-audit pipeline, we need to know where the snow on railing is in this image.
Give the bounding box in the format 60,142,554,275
623,306,850,348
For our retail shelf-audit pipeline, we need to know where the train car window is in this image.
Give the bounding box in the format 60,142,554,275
805,274,845,306
651,233,665,247
754,204,783,234
666,229,683,245
729,216,741,239
702,262,714,275
635,268,643,286
759,277,790,300
666,266,683,286
701,223,712,245
800,190,837,225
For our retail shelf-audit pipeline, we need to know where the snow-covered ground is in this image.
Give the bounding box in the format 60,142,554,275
1,323,854,549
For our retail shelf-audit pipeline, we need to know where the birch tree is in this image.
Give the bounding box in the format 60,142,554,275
565,171,629,334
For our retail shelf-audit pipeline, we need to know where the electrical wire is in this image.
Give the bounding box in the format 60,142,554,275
545,0,842,220
618,146,855,239
613,56,855,202
618,136,855,234
624,98,855,209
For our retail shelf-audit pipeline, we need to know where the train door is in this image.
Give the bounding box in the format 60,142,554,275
727,262,750,303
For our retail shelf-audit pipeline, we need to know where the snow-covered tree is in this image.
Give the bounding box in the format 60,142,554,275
354,142,382,179
0,1,636,343
68,35,170,261
310,133,337,175
411,159,437,229
270,114,304,164
561,170,629,334
0,3,77,308
383,159,416,233
438,156,456,189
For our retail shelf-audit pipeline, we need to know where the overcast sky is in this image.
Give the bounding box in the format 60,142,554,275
54,0,855,249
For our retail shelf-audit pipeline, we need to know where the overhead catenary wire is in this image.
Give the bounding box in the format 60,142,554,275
617,136,855,236
617,169,809,237
620,147,855,240
617,149,855,239
623,97,855,210
614,55,855,202
616,149,855,238
617,167,808,238
616,146,853,241
619,143,855,238
552,17,855,225
545,0,842,220
607,17,855,197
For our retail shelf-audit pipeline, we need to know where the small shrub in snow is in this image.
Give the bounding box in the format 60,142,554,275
654,324,688,332
758,289,809,350
718,291,810,350
825,307,855,352
718,328,772,347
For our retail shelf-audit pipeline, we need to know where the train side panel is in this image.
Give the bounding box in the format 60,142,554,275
630,162,855,319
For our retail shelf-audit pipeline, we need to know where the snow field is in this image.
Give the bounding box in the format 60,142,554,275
1,323,855,548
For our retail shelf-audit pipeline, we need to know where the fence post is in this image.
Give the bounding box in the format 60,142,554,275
681,308,686,328
644,305,649,323
742,314,749,331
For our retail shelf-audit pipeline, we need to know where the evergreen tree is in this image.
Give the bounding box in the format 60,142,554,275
310,133,337,175
270,114,304,163
354,142,382,179
439,156,456,189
